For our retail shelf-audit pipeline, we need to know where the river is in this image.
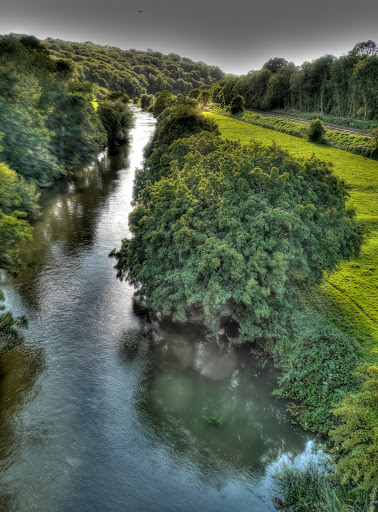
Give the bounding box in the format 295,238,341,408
0,107,314,512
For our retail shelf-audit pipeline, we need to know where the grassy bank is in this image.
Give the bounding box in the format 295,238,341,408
209,107,377,159
204,112,378,503
271,109,378,132
204,112,378,359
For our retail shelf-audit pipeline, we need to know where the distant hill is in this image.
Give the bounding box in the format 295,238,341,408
43,38,225,97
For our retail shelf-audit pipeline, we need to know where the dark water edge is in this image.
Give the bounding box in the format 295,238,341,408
0,107,315,512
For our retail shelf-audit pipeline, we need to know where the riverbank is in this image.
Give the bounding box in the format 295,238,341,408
204,111,378,506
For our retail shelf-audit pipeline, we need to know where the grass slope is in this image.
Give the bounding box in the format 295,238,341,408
205,113,378,359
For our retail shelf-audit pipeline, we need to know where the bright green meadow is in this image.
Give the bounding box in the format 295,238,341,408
205,113,378,360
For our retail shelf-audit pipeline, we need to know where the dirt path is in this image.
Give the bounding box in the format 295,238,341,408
246,109,373,137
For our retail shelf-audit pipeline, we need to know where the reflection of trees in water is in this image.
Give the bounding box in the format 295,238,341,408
13,144,130,311
0,345,45,510
126,318,310,485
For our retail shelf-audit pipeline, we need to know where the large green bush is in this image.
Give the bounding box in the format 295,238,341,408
113,137,362,341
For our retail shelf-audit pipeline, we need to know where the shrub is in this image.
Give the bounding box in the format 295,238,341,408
112,139,362,341
229,94,245,114
307,119,326,142
273,457,369,511
330,365,378,499
273,321,359,434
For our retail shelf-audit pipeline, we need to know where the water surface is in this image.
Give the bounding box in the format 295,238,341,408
0,107,313,512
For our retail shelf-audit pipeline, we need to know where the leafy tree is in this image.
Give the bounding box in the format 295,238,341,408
139,93,154,111
0,162,39,353
0,162,37,272
189,88,200,99
98,94,133,146
153,90,174,117
133,131,221,200
106,91,129,103
350,40,378,56
307,119,325,142
197,89,211,108
263,57,289,74
154,104,219,147
43,38,225,97
229,94,245,114
113,138,362,341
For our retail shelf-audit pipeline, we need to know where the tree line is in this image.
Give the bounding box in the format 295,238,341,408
194,40,378,121
43,38,225,98
0,34,133,351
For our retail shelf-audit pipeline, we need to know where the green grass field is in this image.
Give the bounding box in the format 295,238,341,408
205,113,378,359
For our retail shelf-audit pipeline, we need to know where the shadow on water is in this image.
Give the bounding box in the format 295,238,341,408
0,346,45,511
120,316,312,491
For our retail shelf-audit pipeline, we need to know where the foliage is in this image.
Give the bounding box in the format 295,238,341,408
197,89,211,108
152,90,174,117
208,42,378,121
210,107,377,158
113,137,362,341
307,119,326,142
0,35,110,181
44,38,224,98
139,93,154,111
0,290,28,354
98,92,133,146
0,162,38,273
204,112,378,347
154,104,219,147
273,457,370,512
330,365,378,498
273,320,359,434
0,162,39,353
229,94,245,114
134,131,221,200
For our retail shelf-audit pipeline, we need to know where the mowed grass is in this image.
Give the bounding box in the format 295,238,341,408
205,113,378,359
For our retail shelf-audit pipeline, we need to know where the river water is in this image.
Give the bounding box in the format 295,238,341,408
0,108,314,512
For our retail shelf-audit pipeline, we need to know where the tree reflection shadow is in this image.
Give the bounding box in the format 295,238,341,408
0,345,45,510
125,319,313,487
11,144,130,312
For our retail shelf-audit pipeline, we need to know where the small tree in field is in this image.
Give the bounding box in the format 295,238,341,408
372,128,378,155
229,94,245,114
307,119,325,142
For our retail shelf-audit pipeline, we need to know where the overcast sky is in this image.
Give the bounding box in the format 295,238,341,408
1,0,377,75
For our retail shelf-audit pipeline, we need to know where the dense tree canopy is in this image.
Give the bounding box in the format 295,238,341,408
0,34,112,181
113,136,362,341
0,34,133,352
133,105,219,200
207,42,378,120
43,38,225,98
98,92,134,146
